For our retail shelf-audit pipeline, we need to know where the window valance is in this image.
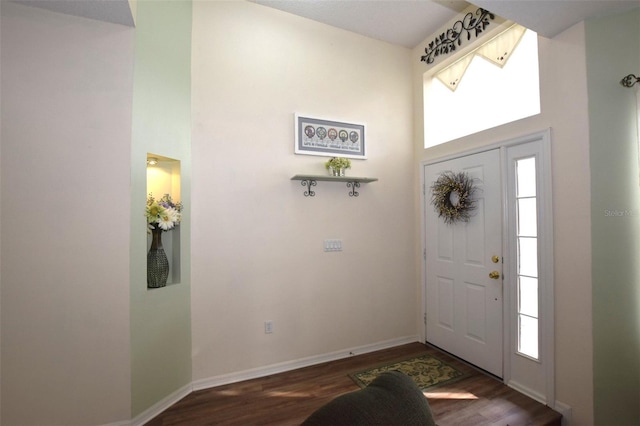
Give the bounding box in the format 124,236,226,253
435,24,527,91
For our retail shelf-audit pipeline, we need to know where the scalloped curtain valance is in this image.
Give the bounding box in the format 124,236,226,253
436,24,527,91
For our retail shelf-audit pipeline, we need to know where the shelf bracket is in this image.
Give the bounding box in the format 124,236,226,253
291,175,376,197
347,181,360,197
300,179,317,197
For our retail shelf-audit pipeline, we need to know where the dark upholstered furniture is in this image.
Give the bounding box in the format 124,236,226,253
302,371,437,426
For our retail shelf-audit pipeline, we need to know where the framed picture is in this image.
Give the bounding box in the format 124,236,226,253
294,114,366,159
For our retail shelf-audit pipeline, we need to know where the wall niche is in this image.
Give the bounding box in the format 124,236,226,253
146,154,182,288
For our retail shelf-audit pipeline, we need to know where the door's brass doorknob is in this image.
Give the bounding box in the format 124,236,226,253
489,271,501,279
492,255,500,263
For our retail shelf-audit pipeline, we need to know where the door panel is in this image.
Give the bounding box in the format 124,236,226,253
437,226,453,261
425,149,503,377
437,278,454,330
465,282,487,342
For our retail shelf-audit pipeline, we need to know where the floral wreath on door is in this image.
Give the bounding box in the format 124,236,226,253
430,171,478,225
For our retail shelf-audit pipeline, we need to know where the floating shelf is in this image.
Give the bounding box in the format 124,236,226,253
291,174,378,197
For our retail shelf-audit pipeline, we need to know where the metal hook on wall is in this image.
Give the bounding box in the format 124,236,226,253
621,74,640,88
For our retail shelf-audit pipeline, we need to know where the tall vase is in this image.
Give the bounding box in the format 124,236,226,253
147,227,169,288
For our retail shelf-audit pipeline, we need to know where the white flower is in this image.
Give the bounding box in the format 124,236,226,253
146,193,183,233
157,207,182,231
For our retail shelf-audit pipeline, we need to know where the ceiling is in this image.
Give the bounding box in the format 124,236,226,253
252,0,640,47
12,0,640,48
250,0,469,48
473,0,640,40
11,0,135,27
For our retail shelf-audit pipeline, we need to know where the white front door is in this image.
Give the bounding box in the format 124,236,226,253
424,149,503,377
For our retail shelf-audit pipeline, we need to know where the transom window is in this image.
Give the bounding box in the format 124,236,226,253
423,29,540,148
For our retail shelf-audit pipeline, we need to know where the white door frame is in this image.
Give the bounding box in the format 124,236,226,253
420,129,555,407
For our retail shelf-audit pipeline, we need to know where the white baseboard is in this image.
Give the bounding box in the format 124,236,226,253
101,420,132,426
130,383,193,426
554,400,572,425
103,336,419,425
192,335,420,391
505,380,574,426
506,380,547,405
507,383,572,425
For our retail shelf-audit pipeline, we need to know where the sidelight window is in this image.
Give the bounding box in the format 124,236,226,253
515,157,539,359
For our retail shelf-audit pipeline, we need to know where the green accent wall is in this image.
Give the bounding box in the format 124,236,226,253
130,0,192,416
586,8,640,425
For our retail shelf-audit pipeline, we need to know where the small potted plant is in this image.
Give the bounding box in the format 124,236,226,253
325,157,351,177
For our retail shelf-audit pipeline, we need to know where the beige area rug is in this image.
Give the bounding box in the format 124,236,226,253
350,354,469,390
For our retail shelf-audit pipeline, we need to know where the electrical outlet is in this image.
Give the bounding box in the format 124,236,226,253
324,239,343,252
264,320,273,334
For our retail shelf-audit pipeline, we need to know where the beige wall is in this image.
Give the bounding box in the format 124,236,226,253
0,3,3,423
586,8,640,424
190,0,417,381
6,2,634,424
412,22,594,425
129,0,193,417
0,3,134,424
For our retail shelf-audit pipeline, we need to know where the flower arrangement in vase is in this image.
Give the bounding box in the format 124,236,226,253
146,193,183,232
325,157,351,177
145,193,183,288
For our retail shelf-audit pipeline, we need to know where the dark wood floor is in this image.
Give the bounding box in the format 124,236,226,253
146,342,562,425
